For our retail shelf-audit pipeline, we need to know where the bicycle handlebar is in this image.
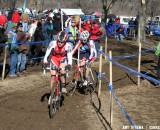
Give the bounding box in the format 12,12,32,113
42,64,69,77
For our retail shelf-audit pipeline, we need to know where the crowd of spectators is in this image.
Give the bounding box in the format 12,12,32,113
0,8,103,78
106,16,139,40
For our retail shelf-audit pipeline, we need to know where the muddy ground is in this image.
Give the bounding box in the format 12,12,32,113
0,36,160,130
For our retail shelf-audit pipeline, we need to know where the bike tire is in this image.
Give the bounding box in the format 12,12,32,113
69,71,79,96
87,69,98,102
49,83,60,118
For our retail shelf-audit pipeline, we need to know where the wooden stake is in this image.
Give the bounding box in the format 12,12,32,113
137,17,141,86
138,42,141,86
98,46,103,97
2,46,7,81
105,36,108,59
109,51,113,128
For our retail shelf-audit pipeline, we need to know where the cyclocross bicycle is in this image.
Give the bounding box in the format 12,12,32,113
69,58,97,102
43,65,68,118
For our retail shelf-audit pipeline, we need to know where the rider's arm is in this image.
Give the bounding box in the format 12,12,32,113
43,41,55,63
66,43,73,66
71,40,81,55
89,40,97,60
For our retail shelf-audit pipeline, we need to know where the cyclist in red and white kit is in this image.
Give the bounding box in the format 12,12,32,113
43,31,72,93
72,30,97,86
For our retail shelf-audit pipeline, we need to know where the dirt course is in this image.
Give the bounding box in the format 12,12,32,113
0,37,160,130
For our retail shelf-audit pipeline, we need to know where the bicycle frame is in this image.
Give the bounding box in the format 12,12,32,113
69,59,95,96
43,66,67,118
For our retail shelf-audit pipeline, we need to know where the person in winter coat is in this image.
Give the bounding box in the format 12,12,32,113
0,22,8,56
52,12,61,40
65,18,80,48
20,12,30,32
12,10,20,24
28,18,38,41
31,22,44,66
0,11,8,25
42,17,54,48
16,22,30,75
90,19,103,52
8,23,18,77
83,18,92,33
7,10,14,32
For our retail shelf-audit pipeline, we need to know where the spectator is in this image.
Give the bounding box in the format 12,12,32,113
134,15,139,36
43,17,54,45
31,22,44,66
65,18,79,48
12,10,20,24
16,22,30,75
83,18,92,33
155,42,160,84
41,17,45,26
115,16,120,24
90,19,103,52
106,18,115,35
128,18,135,37
8,23,18,77
115,25,125,40
65,15,74,28
0,22,8,56
28,18,38,41
52,12,61,40
7,10,14,32
20,11,30,32
0,11,8,29
76,18,85,32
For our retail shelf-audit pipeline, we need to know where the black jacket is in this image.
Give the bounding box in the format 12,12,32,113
53,14,61,35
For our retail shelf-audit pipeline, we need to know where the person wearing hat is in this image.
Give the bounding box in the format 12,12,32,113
31,22,44,66
65,18,80,48
16,22,30,75
20,10,30,32
8,22,18,77
52,12,61,40
0,22,8,56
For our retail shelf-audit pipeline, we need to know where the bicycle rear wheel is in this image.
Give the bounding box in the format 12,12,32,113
69,71,79,96
87,69,98,102
49,84,60,118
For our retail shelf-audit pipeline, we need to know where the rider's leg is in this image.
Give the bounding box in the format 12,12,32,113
50,60,58,90
86,67,90,80
80,60,85,80
59,62,66,84
50,70,56,90
59,61,68,93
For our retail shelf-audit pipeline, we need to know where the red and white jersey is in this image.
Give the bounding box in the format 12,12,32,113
43,41,72,65
72,40,97,60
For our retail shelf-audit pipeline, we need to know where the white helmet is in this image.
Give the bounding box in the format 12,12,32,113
80,30,90,41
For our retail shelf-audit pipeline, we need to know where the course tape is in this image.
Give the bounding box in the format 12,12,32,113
99,50,160,85
112,48,155,59
0,40,51,47
101,73,139,130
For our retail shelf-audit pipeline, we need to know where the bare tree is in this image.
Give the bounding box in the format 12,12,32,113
101,0,117,23
0,0,21,10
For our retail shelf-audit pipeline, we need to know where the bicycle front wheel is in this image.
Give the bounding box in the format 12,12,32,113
49,84,60,118
87,69,98,102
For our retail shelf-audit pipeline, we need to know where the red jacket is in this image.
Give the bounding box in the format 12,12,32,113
83,22,92,33
12,11,20,23
90,24,103,40
0,14,8,25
